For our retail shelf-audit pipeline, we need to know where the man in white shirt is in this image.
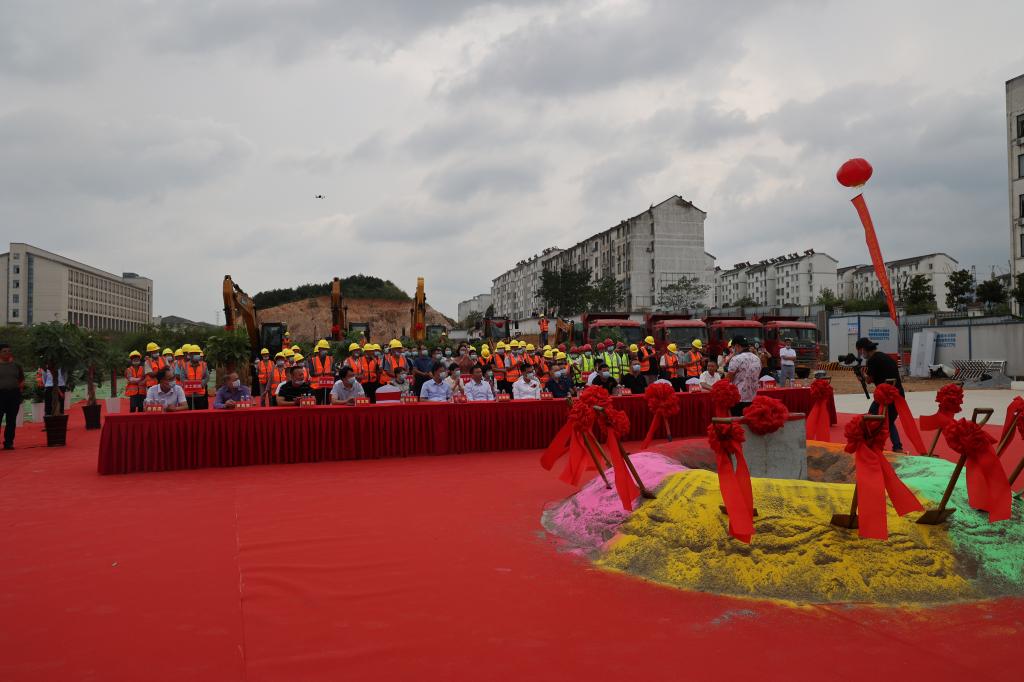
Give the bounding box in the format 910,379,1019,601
144,369,188,412
778,338,797,386
330,367,365,405
512,364,542,400
699,360,722,391
420,363,453,402
464,366,495,401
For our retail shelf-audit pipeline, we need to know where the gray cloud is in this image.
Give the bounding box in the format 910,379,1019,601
422,158,543,201
579,149,671,204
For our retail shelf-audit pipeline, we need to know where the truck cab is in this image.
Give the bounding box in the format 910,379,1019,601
580,313,644,346
757,316,819,374
645,314,708,354
704,317,765,360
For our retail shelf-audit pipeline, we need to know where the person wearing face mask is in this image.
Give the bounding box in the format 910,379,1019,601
380,339,410,386
385,368,412,397
310,340,335,405
161,348,175,374
275,366,315,406
344,343,365,382
143,342,165,389
505,340,523,389
537,349,554,388
145,368,188,412
359,343,381,403
456,345,475,374
577,344,595,387
590,362,618,394
412,344,435,396
512,363,541,400
661,343,682,392
857,337,905,453
420,362,453,402
330,366,365,405
491,341,509,394
547,362,574,399
253,348,273,400
267,352,289,406
621,360,648,394
444,363,465,396
463,365,495,401
214,371,251,409
182,346,210,410
124,350,147,413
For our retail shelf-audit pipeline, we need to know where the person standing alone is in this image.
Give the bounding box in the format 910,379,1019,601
0,342,25,450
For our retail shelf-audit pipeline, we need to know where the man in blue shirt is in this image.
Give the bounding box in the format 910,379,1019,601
420,363,453,402
412,344,435,396
213,371,252,409
547,361,574,398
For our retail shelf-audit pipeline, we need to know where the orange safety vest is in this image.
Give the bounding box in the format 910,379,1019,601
124,366,145,396
537,358,550,386
144,356,166,387
361,356,380,383
282,339,292,349
662,353,679,379
683,351,702,378
35,368,44,388
380,355,408,383
184,363,207,396
491,354,507,381
506,355,521,382
270,366,288,395
539,318,549,332
345,355,363,381
638,346,653,373
256,359,273,385
311,355,333,378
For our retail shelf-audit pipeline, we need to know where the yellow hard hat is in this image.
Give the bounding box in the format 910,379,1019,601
543,344,551,351
315,339,329,350
644,336,655,345
496,341,506,350
348,342,360,352
629,343,638,353
372,343,381,351
275,352,285,359
482,343,489,351
692,339,703,349
146,342,159,352
162,347,172,355
556,351,567,360
174,349,184,358
469,345,477,352
191,345,203,354
290,344,301,353
293,353,304,362
389,339,403,349
543,349,553,358
261,348,270,355
128,350,141,358
282,348,295,358
667,343,678,353
482,349,491,358
362,343,373,352
526,343,535,352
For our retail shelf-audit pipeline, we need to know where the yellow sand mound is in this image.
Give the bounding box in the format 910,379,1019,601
598,470,975,605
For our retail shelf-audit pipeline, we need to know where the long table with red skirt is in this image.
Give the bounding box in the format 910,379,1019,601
97,387,836,475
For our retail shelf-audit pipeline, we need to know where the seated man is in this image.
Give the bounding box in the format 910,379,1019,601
699,360,722,391
213,371,251,409
463,365,495,401
512,363,541,400
330,366,365,405
145,368,188,412
547,362,574,398
386,368,414,397
420,362,453,402
620,360,647,394
590,363,618,394
276,366,315,406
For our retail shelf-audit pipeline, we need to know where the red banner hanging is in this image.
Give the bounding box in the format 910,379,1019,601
851,194,898,324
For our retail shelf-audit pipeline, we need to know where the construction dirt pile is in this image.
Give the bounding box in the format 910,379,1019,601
258,296,453,343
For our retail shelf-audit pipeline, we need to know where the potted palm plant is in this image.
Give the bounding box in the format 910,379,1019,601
102,344,125,415
80,330,106,429
30,322,87,446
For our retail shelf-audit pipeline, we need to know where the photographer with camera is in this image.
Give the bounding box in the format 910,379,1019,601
854,337,905,453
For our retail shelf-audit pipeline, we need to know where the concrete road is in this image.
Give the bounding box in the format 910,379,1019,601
833,388,1024,425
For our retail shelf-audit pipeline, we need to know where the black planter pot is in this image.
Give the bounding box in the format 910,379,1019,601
44,414,69,447
83,403,102,430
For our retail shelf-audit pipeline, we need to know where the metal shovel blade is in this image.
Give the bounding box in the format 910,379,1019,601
916,507,956,525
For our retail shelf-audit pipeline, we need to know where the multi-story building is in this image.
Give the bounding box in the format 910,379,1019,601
0,242,153,331
844,253,958,311
1007,73,1024,314
491,248,562,320
712,250,838,307
836,265,860,300
456,293,493,322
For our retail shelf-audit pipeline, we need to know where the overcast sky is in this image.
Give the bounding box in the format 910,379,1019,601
3,0,1023,322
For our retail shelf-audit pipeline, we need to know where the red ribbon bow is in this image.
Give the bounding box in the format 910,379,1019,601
873,383,927,455
742,396,789,435
640,382,680,450
708,421,754,543
710,380,740,419
919,383,964,432
945,419,1012,523
995,396,1024,458
843,416,923,540
805,379,833,442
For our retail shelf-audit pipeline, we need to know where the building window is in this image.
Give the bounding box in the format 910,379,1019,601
12,280,18,289
12,294,18,303
1018,113,1024,139
12,265,20,274
1019,154,1024,179
11,309,18,318
1019,194,1024,219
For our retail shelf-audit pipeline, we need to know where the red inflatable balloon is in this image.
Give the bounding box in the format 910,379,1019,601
836,158,873,187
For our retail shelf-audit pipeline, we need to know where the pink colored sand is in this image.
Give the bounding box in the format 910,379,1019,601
541,453,688,554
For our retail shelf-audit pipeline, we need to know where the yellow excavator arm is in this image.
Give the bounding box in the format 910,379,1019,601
223,274,261,351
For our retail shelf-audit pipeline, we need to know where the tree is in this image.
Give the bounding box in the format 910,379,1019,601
815,288,841,312
484,303,495,318
902,274,937,315
733,296,759,308
975,277,1007,308
945,269,974,310
1010,274,1024,313
656,276,710,312
253,275,410,309
587,275,628,311
205,329,253,386
457,310,483,330
842,292,888,313
537,265,593,316
29,322,88,416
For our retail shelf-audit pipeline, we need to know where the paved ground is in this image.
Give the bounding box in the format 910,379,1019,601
834,388,1024,425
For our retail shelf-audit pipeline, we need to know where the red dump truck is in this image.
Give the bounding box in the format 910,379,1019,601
645,314,707,353
704,317,765,360
756,316,820,376
579,313,645,346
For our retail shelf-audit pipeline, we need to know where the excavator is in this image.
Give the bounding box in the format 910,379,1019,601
330,277,346,341
222,275,288,361
410,277,428,343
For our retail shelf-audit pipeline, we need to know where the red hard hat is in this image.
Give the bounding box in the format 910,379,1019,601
570,346,578,353
558,343,566,351
583,344,592,351
616,341,626,349
603,338,612,346
596,343,606,351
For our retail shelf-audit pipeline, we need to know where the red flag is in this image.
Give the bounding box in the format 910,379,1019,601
851,194,898,325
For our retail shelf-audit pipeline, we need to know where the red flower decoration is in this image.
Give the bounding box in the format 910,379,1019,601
843,415,888,454
644,382,680,419
935,383,964,415
836,158,873,187
707,421,745,450
710,380,740,412
809,379,834,403
944,418,995,455
607,408,631,438
873,383,900,407
742,396,790,435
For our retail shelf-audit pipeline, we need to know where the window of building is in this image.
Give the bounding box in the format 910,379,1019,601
12,253,19,260
12,265,19,274
1018,113,1024,139
1019,154,1024,179
11,294,18,304
12,280,19,289
12,309,18,318
1019,193,1024,219
1021,232,1024,257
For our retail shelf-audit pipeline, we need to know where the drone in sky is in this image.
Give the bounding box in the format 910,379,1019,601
314,194,326,199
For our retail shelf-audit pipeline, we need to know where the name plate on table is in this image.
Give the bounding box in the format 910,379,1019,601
183,380,203,393
144,401,164,413
315,376,335,389
619,388,632,395
354,396,370,405
401,395,419,404
452,393,468,404
539,391,553,400
235,399,254,409
497,393,511,402
687,384,701,393
296,396,317,407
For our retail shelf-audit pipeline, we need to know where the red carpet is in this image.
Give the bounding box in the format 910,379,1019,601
0,404,1021,681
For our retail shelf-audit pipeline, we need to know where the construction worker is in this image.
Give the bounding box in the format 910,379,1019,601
124,351,146,413
267,352,289,406
538,315,550,345
345,343,364,381
174,348,187,378
639,335,657,384
505,341,522,390
144,342,164,388
661,343,682,391
290,344,302,360
310,339,334,404
183,346,210,410
538,349,554,387
360,343,381,402
380,339,409,384
682,339,704,382
161,348,174,374
282,331,292,350
577,344,595,387
597,343,619,380
491,342,509,394
282,348,295,368
254,348,273,398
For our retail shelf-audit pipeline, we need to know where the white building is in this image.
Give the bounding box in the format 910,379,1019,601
457,293,493,322
712,250,838,307
1007,73,1024,313
0,242,153,331
843,253,959,311
491,248,563,320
